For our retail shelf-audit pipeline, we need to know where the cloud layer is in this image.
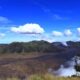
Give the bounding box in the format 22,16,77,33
52,29,72,37
11,23,44,34
77,28,80,36
52,31,63,37
0,16,10,24
64,29,72,36
1,22,80,42
0,33,5,38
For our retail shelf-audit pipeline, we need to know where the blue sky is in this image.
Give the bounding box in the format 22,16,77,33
0,0,80,43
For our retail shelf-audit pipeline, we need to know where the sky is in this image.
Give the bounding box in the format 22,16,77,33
0,0,80,43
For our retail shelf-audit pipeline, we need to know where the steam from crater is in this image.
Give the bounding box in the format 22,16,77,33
48,56,80,77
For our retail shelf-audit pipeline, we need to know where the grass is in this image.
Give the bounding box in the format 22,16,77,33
27,74,80,80
0,53,63,76
0,73,79,80
0,54,79,80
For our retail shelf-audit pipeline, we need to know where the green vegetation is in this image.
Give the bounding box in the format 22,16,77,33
0,74,80,80
1,40,80,54
0,40,64,54
27,74,80,80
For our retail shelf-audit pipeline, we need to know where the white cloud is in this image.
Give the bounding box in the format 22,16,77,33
11,23,44,34
77,28,80,36
0,16,10,23
39,34,55,43
64,29,72,36
52,31,63,37
0,33,5,38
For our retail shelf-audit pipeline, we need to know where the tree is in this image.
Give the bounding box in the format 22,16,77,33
8,42,24,53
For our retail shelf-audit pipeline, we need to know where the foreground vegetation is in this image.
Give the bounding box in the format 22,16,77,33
0,74,80,80
0,40,80,79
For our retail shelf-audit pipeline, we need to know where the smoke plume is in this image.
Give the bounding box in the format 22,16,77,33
48,56,80,77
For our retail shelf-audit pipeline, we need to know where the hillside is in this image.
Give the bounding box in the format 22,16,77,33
0,40,66,54
0,40,80,54
0,40,80,78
